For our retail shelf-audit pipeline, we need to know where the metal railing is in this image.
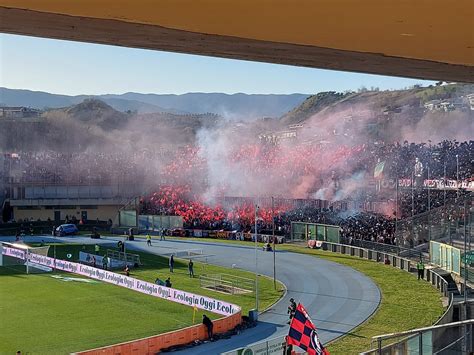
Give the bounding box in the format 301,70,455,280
200,274,255,295
395,192,473,249
106,250,141,266
319,241,470,355
364,317,473,355
321,241,450,297
341,238,424,261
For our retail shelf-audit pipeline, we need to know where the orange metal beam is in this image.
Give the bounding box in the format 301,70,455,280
1,1,473,81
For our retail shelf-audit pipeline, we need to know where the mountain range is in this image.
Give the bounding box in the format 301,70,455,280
0,87,308,120
0,83,472,152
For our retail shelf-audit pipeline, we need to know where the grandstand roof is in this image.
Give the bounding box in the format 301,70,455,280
0,1,472,82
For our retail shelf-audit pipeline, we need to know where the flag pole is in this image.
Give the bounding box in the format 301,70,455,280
395,175,398,245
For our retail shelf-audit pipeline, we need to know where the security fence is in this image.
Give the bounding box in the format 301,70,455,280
291,222,340,243
430,240,461,275
138,214,183,231
395,193,473,249
362,316,474,355
117,210,184,230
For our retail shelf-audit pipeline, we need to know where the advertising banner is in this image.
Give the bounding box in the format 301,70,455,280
2,247,240,316
222,335,287,355
2,246,26,260
79,252,128,269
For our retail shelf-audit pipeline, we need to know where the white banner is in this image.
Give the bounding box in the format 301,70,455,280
2,247,240,316
2,246,26,260
397,178,473,190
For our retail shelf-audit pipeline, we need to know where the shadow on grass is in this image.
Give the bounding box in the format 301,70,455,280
0,265,32,277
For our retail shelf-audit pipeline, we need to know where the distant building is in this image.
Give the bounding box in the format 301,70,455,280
259,130,297,144
0,107,41,119
424,97,469,112
288,123,304,129
424,100,441,111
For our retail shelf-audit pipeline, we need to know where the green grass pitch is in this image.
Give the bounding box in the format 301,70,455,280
0,243,284,354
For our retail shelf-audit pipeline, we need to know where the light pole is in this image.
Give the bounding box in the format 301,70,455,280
395,175,399,245
464,199,467,304
255,203,259,312
428,165,431,241
412,171,415,241
443,161,447,209
272,197,276,289
456,155,459,199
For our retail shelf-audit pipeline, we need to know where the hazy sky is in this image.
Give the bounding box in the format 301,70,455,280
1,33,435,96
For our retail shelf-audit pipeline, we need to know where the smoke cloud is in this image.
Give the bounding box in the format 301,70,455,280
1,89,472,211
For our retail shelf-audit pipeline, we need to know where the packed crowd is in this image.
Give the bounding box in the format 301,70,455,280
3,140,471,190
2,139,472,246
141,188,398,244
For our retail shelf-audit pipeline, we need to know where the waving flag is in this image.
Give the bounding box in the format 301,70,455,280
374,161,385,178
287,303,329,355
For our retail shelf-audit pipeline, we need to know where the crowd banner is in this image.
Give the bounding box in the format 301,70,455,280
367,178,474,191
397,178,473,191
1,247,240,316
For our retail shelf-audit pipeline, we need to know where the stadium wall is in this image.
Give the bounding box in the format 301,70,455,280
12,204,121,222
75,311,242,354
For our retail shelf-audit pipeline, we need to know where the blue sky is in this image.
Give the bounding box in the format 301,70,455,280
1,33,434,96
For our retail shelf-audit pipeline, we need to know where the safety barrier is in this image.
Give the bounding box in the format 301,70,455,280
75,311,242,355
316,241,459,354
321,241,449,296
360,294,455,354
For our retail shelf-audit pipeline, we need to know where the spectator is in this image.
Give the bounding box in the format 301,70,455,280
202,315,213,340
287,298,297,324
169,255,174,273
417,260,425,280
165,277,172,288
102,255,108,270
188,259,194,278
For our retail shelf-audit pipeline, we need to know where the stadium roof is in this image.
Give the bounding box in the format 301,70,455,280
0,1,473,82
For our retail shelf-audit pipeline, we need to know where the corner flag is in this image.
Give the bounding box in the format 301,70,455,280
193,304,198,324
287,303,329,355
